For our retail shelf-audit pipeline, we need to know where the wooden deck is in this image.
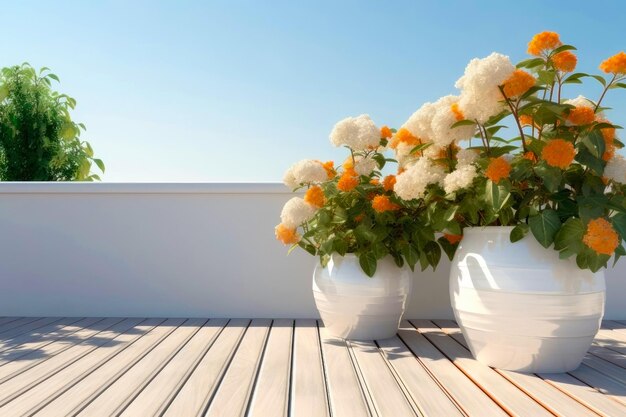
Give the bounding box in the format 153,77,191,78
0,318,625,417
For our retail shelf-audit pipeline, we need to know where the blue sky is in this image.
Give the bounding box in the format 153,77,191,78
2,1,625,181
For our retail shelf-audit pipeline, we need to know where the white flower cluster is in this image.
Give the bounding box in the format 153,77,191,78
443,165,478,194
329,114,380,151
394,158,445,201
403,102,436,140
564,95,595,109
430,95,475,147
456,148,479,166
442,148,480,194
280,197,316,228
354,155,378,176
283,159,327,189
605,155,626,184
455,52,516,123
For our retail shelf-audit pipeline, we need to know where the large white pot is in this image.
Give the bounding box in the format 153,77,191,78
313,254,412,340
450,226,605,373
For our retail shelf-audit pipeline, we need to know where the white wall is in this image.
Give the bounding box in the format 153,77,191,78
0,183,623,319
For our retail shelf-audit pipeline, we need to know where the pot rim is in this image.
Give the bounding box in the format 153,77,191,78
462,226,516,234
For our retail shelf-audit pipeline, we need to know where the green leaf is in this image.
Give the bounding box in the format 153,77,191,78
551,44,577,54
437,237,457,261
402,244,419,271
577,195,607,223
485,180,511,212
333,239,348,256
359,253,377,277
534,164,562,193
575,148,605,176
424,241,441,270
554,217,585,258
410,142,433,154
516,57,545,69
451,120,476,128
581,130,606,159
529,209,562,248
611,213,626,239
510,224,529,243
591,75,606,87
614,244,626,267
0,84,8,101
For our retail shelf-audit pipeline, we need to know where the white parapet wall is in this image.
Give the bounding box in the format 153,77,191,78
0,182,624,319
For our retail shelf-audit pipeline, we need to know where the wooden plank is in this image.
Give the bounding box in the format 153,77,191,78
247,319,293,417
539,372,626,416
411,320,553,417
0,317,151,417
289,319,330,417
377,334,464,417
583,354,626,384
119,319,227,417
0,317,83,355
0,317,127,403
76,318,205,416
317,323,370,417
162,319,250,417
0,318,42,335
398,321,507,417
348,339,417,417
589,344,626,369
204,319,271,417
433,320,601,417
568,364,626,405
0,318,65,348
31,318,183,417
0,317,104,366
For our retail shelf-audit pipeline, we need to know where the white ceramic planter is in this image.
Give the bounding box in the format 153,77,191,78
313,254,412,340
450,226,605,373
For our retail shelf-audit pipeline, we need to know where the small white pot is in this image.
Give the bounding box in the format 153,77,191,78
450,226,605,373
313,254,412,340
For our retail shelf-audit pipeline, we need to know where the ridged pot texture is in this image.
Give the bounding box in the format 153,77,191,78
313,254,412,340
450,226,605,373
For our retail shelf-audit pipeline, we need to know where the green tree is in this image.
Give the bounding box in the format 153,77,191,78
0,63,104,181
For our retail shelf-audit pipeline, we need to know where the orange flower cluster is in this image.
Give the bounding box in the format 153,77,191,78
390,128,421,150
337,169,359,192
383,175,396,191
443,234,463,244
321,161,336,179
541,139,575,169
552,51,577,72
523,151,538,163
275,224,300,245
371,195,400,213
304,185,326,208
599,51,626,74
502,70,536,98
527,31,561,56
380,125,393,139
450,103,465,121
583,218,620,255
354,214,365,223
567,106,595,126
485,157,511,184
519,115,532,126
370,178,380,186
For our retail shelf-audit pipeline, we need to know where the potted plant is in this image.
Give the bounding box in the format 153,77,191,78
0,63,104,181
393,31,626,372
275,115,447,340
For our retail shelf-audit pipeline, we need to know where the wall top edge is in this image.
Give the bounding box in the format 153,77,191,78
0,182,295,194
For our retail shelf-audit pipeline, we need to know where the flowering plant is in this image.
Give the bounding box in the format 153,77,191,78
275,115,450,276
391,32,626,272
